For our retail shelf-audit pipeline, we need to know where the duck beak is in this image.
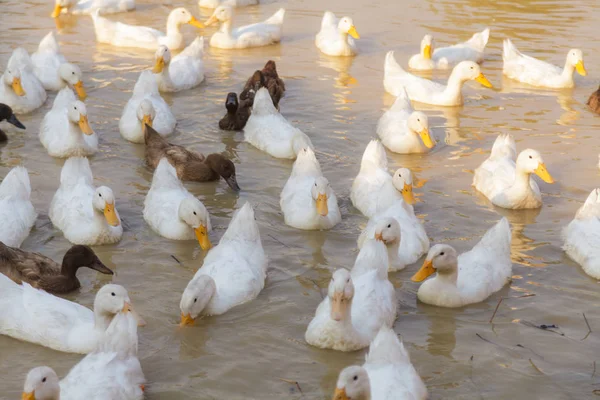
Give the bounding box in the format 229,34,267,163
411,259,436,282
576,60,587,76
51,4,63,18
188,16,205,29
423,44,432,59
12,77,25,96
204,14,219,26
122,302,146,326
180,312,195,327
419,128,434,149
330,292,347,322
316,193,328,216
73,80,87,100
78,114,93,135
475,73,493,88
534,162,555,184
332,387,349,400
375,232,384,242
152,57,165,74
142,114,153,128
195,224,212,251
401,183,415,205
104,202,120,226
347,25,360,39
90,257,114,275
225,174,241,191
7,114,25,129
22,392,35,400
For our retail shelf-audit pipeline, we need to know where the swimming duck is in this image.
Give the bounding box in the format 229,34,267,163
204,6,285,49
473,133,554,209
0,279,142,353
143,158,212,250
315,11,360,57
376,87,434,154
280,147,341,230
40,87,97,158
333,327,428,400
144,123,240,191
412,218,512,308
0,103,26,142
351,140,416,218
408,28,489,70
384,51,492,106
152,37,205,92
502,39,586,89
52,0,135,16
218,92,252,130
358,198,429,272
22,312,145,400
49,157,122,245
244,88,313,159
180,202,266,324
0,243,113,293
0,48,47,114
305,268,370,352
31,32,87,99
587,85,600,114
0,167,37,248
199,0,257,9
563,189,600,279
240,60,285,109
120,71,176,143
91,7,204,50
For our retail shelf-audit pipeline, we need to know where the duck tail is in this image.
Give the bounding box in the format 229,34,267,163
180,36,204,59
490,133,516,160
502,38,521,62
576,188,600,219
9,48,33,71
0,166,32,200
292,147,322,177
466,28,490,51
321,11,337,29
60,157,93,187
266,8,285,25
352,239,388,279
361,139,388,170
365,327,410,365
384,51,405,78
133,71,159,96
221,202,261,243
475,218,511,259
38,31,60,53
251,87,276,116
391,86,412,111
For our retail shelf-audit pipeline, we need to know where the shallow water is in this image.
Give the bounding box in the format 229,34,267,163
1,0,600,398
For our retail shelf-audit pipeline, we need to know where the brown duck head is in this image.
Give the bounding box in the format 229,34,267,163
62,245,114,277
262,60,278,76
225,92,239,114
205,154,240,191
0,103,25,129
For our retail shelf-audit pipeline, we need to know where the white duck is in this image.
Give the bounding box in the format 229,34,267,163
502,39,586,89
204,6,285,49
473,133,554,209
377,87,434,154
408,28,489,71
31,32,87,99
120,71,175,143
280,147,341,230
152,37,205,92
305,268,370,352
21,313,145,400
244,88,313,159
351,140,416,218
384,51,492,106
0,280,142,353
0,48,47,114
143,158,212,250
199,0,257,8
412,218,512,308
358,199,429,272
180,202,266,325
563,189,600,279
0,167,37,248
333,327,428,400
91,7,204,50
49,157,122,245
52,0,135,16
315,11,360,57
40,88,97,158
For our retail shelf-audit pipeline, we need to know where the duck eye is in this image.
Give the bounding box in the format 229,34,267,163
99,193,102,197
72,71,75,75
440,252,445,256
346,278,349,283
315,183,317,186
529,155,532,159
387,224,391,228
111,292,115,296
193,211,197,215
353,375,358,381
42,377,47,383
194,298,197,303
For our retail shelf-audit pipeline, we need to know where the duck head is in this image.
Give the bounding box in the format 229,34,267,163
0,103,25,129
567,49,586,76
178,197,212,250
225,92,239,113
58,63,86,100
205,154,240,191
22,366,60,400
328,269,354,322
93,186,120,227
407,111,433,148
374,217,400,245
412,244,457,282
3,67,25,97
168,7,204,29
332,366,371,400
392,167,415,205
205,5,233,26
179,274,216,326
51,0,71,18
137,99,155,128
62,245,113,276
152,46,172,74
453,61,492,88
67,101,93,135
311,176,332,217
95,284,145,326
420,34,434,59
338,17,359,39
516,149,555,183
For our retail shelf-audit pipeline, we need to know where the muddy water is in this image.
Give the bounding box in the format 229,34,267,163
1,0,600,398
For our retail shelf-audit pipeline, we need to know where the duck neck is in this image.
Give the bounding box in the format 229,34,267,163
94,309,114,332
437,265,458,286
60,254,81,279
385,239,401,269
444,71,467,100
219,19,233,35
165,20,184,46
513,164,532,192
561,59,575,82
338,30,349,43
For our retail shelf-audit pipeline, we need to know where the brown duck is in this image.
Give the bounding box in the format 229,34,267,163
219,92,252,131
0,243,113,293
240,60,286,109
0,103,26,142
144,124,240,191
587,85,600,114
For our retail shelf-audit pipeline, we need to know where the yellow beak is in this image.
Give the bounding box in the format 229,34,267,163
104,202,120,227
316,193,328,216
152,57,165,74
188,16,205,29
73,80,87,101
475,73,493,88
401,183,415,205
205,14,219,26
180,312,195,327
419,128,434,149
142,114,153,127
78,114,93,135
12,77,25,96
51,4,63,18
575,60,587,76
122,301,147,326
332,387,350,400
22,392,35,400
195,224,212,251
347,25,360,40
375,232,383,241
423,44,432,59
411,259,436,282
534,162,555,184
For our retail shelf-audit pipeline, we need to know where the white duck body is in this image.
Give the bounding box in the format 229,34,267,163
0,48,47,114
412,218,512,308
376,87,434,154
153,37,205,93
0,281,133,354
49,157,123,245
0,167,37,248
280,147,341,230
315,11,360,57
179,203,266,322
244,88,313,159
408,28,489,70
91,7,204,50
143,158,212,248
199,0,257,8
52,0,135,16
473,133,555,209
120,71,176,143
205,6,285,49
40,88,97,158
563,189,600,279
384,51,492,106
502,39,586,89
